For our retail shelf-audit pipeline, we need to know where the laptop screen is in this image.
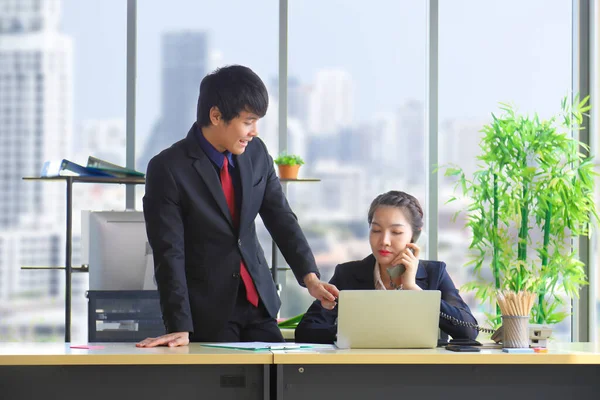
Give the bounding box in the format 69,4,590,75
336,290,441,349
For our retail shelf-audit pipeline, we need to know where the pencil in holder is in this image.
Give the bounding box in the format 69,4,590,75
496,290,536,349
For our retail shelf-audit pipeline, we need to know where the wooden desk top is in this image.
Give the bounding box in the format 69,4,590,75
4,342,599,366
272,342,600,365
0,343,272,366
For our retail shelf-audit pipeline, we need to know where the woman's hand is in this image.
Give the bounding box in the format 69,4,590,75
390,243,421,290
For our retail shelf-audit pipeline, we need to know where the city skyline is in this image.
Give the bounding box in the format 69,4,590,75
61,0,571,152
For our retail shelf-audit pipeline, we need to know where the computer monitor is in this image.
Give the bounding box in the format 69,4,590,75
82,211,156,291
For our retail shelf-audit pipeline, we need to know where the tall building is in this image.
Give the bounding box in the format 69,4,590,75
396,100,425,186
0,0,75,340
307,69,354,136
270,76,310,122
138,31,208,172
255,93,279,155
439,118,486,178
0,0,72,229
0,230,62,301
296,161,367,223
259,94,306,159
338,125,372,166
306,134,341,165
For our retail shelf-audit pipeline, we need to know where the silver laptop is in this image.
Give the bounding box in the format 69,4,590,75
335,290,441,349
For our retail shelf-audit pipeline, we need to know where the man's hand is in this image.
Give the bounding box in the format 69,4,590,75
136,331,189,348
303,272,339,310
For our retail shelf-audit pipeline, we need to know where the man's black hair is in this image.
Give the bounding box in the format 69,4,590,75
197,65,269,127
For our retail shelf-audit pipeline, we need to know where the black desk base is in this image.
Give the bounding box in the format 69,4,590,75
1,364,268,400
275,364,599,400
5,362,598,400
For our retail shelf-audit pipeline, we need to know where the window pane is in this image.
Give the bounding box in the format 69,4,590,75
282,0,428,318
135,0,279,201
0,0,126,342
438,0,572,340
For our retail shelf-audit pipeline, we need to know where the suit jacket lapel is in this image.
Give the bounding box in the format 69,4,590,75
185,127,234,229
415,261,429,289
352,255,376,289
236,152,253,232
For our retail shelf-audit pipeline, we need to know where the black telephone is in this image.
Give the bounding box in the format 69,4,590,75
446,345,481,352
440,312,496,335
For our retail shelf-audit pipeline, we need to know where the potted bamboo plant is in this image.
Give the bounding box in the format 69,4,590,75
274,153,305,180
444,96,598,329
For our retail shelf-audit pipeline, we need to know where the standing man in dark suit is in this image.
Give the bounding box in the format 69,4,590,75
137,65,338,347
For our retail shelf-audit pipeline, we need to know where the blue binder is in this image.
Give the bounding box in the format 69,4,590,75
40,159,116,177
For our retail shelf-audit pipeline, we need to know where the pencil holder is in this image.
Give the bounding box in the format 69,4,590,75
501,315,529,348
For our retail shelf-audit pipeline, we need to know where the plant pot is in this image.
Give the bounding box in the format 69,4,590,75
278,164,300,180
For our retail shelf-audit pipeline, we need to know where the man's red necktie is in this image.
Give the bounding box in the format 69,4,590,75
220,156,259,307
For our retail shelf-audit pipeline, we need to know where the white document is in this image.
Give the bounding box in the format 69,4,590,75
201,342,315,351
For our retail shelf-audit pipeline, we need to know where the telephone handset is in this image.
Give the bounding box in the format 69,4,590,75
386,236,419,279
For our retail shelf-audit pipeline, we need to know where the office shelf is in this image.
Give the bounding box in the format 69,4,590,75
22,176,145,342
271,177,320,286
279,178,320,183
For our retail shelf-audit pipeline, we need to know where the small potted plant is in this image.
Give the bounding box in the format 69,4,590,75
274,153,305,180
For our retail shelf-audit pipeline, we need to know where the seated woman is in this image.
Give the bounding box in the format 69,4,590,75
295,190,478,344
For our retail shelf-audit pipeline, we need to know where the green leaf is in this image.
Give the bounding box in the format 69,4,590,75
444,167,462,177
442,95,598,327
277,313,305,327
274,153,305,166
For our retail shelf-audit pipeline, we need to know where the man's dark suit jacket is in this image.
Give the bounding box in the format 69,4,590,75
143,123,319,341
295,254,478,344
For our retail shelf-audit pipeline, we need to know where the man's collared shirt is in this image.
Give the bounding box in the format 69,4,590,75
195,125,242,220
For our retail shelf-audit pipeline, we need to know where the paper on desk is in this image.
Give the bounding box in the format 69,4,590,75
70,345,105,350
201,342,315,351
277,344,337,352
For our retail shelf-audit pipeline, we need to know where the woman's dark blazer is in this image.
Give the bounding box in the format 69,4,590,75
295,254,478,344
